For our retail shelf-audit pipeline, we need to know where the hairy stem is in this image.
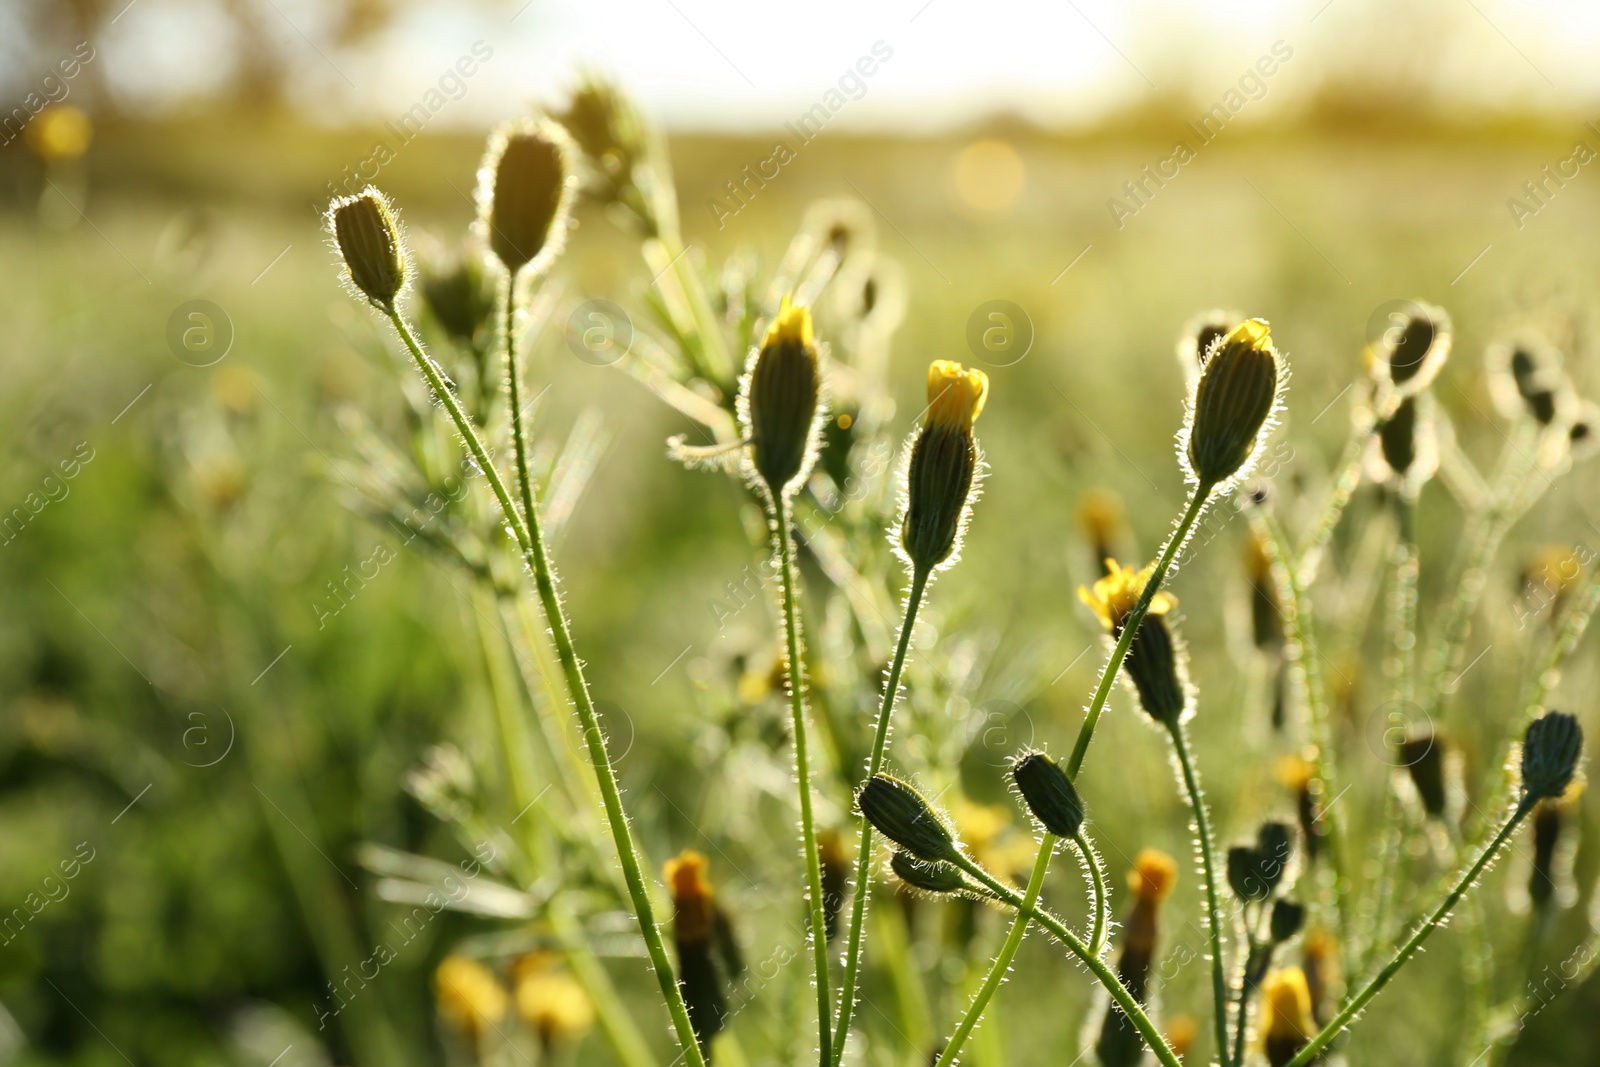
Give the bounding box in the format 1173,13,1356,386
934,838,1055,1067
384,305,708,1067
502,280,539,533
833,566,930,1062
1283,805,1531,1067
951,856,1183,1067
1073,831,1109,954
1167,721,1231,1066
1068,483,1211,777
773,497,835,1067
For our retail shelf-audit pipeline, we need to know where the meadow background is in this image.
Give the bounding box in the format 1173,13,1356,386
2,1,1600,1065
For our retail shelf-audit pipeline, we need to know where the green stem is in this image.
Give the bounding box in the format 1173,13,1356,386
1251,509,1353,955
950,857,1183,1067
773,497,835,1067
1067,484,1211,777
1166,721,1231,1066
1295,424,1373,587
1073,831,1108,954
1282,805,1531,1067
502,281,539,532
832,566,930,1061
383,305,708,1067
933,838,1055,1067
1228,937,1254,1067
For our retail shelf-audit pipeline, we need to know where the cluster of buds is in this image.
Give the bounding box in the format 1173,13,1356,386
1363,302,1451,495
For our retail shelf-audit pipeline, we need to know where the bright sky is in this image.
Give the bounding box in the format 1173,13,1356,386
96,0,1600,131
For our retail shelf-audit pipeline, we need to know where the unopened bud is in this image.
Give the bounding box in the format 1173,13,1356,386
1185,318,1282,488
899,360,988,573
890,851,965,894
1011,751,1084,837
477,118,578,276
1269,898,1305,943
741,296,824,499
1522,712,1583,806
1372,302,1451,402
328,188,406,308
856,774,957,863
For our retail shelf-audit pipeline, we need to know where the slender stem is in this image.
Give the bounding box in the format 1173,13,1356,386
832,566,930,1061
773,497,835,1067
502,280,539,532
1228,936,1254,1067
1295,426,1372,587
1067,484,1211,777
384,305,708,1067
1250,509,1353,954
1282,805,1531,1067
385,306,531,554
1166,721,1231,1066
950,856,1183,1067
1072,831,1108,954
933,838,1055,1067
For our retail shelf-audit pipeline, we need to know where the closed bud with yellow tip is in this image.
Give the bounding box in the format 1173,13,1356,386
740,296,825,501
1184,317,1283,489
897,360,988,574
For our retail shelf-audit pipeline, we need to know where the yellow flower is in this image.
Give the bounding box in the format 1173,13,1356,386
926,359,988,432
1078,559,1176,633
513,953,594,1048
665,849,717,944
434,955,508,1039
1274,753,1316,792
763,294,815,350
26,105,92,163
1127,848,1178,904
1261,968,1314,1066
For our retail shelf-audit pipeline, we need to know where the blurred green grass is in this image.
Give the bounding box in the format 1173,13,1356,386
2,115,1598,1066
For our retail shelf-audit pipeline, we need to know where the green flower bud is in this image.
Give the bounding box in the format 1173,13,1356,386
328,188,406,308
476,118,578,276
1227,822,1293,902
1011,751,1084,837
1372,302,1451,400
1522,712,1583,806
740,297,824,500
1123,612,1188,725
1399,730,1447,818
1185,317,1282,488
856,774,957,863
899,360,988,573
1269,898,1306,943
890,851,965,894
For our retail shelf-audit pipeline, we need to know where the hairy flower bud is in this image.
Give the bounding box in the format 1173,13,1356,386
1123,612,1189,725
890,851,965,894
1269,898,1306,943
1399,729,1448,817
1011,751,1084,837
898,360,988,573
856,774,957,863
328,188,406,308
1370,302,1451,402
1521,712,1584,806
1185,318,1282,488
476,118,578,276
740,297,824,500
